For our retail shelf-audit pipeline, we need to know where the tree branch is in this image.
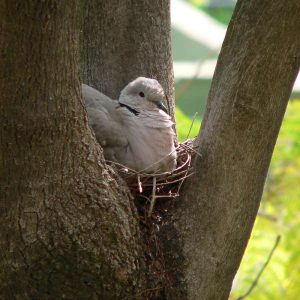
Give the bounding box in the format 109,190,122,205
236,235,281,300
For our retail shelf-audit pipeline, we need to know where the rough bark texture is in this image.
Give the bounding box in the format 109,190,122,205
80,0,176,120
0,1,144,299
165,1,300,299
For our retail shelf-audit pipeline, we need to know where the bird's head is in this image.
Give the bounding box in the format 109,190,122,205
119,77,169,115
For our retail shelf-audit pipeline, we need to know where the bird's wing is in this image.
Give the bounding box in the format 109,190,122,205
82,84,129,162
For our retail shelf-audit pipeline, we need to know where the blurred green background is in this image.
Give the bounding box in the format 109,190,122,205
174,1,300,299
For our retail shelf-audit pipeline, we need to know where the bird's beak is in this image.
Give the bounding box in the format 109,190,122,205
157,101,168,114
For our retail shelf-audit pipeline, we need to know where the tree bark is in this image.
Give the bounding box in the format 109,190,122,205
80,0,176,119
165,1,300,299
0,1,143,299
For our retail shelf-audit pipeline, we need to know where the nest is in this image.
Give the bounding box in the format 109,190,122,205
107,138,198,216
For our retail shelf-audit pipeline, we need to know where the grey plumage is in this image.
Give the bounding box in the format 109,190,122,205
82,77,177,174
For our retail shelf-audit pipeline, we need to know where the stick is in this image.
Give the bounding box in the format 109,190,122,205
137,175,143,193
148,176,157,217
186,112,199,139
236,235,281,300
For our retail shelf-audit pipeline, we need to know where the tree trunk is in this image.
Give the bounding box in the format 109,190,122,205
162,1,300,299
80,0,176,119
0,2,143,299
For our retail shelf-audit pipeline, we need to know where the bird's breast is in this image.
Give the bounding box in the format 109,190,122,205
123,116,176,173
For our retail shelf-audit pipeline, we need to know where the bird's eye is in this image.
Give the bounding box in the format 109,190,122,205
139,92,145,97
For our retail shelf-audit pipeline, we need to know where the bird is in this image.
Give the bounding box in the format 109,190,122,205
82,77,177,174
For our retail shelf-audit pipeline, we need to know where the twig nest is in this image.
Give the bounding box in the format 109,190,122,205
108,139,198,202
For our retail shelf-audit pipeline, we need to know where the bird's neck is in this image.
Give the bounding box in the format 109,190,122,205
118,102,140,116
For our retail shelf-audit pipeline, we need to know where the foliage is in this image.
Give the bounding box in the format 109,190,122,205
189,0,208,5
176,100,300,299
201,7,234,25
187,0,234,25
231,100,300,299
176,107,201,142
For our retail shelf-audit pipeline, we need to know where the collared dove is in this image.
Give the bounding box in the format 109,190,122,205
82,77,177,174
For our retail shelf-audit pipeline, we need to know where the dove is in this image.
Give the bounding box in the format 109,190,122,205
82,77,177,174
